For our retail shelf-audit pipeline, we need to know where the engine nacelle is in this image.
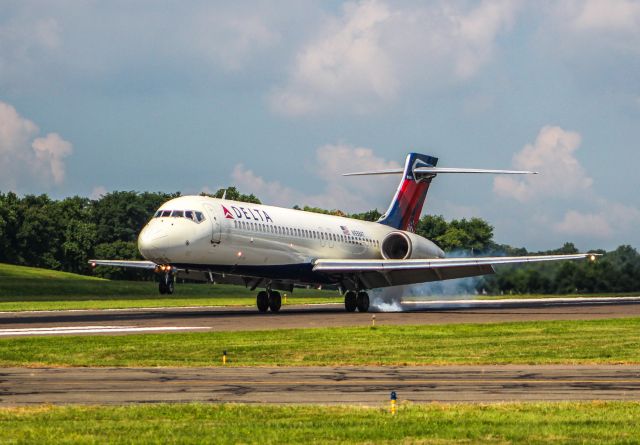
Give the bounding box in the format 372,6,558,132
381,231,444,260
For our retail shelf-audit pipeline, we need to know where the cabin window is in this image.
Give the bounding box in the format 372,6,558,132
185,210,194,220
195,211,205,223
171,210,184,218
160,210,171,217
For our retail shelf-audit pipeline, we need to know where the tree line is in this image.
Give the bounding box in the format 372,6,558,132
1,188,638,294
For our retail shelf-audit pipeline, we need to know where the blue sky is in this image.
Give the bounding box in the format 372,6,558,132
1,0,639,251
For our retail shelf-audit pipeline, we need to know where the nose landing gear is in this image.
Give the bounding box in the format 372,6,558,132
158,273,174,295
256,290,282,313
344,290,369,312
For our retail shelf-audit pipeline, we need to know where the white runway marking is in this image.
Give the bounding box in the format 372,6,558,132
0,325,211,337
400,296,640,310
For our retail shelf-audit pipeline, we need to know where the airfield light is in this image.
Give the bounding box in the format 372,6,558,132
390,391,397,415
372,315,376,327
222,350,227,365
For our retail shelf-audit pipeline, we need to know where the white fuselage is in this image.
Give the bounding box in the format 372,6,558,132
137,195,444,272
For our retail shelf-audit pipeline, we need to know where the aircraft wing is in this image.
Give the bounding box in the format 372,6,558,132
89,259,158,270
312,254,595,289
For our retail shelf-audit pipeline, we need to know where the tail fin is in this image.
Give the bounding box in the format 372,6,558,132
377,153,438,232
342,152,537,233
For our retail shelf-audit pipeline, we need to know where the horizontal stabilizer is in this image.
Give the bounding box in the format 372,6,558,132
343,167,537,176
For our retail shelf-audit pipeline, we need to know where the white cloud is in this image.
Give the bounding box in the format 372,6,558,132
270,0,519,116
90,186,108,200
553,200,640,240
0,16,62,91
180,9,281,72
0,100,73,190
554,210,613,238
495,125,640,241
231,143,400,212
493,126,592,202
543,0,640,55
567,0,640,32
32,133,72,185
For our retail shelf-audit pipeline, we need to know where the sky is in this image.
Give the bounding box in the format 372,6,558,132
0,0,639,251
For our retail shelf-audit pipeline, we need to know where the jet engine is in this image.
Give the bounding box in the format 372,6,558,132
380,231,444,260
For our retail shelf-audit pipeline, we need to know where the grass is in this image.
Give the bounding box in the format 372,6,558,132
1,262,637,312
2,317,640,367
1,402,639,444
0,263,341,311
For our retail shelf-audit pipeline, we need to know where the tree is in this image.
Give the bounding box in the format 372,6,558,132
91,191,177,243
204,187,261,204
350,209,382,222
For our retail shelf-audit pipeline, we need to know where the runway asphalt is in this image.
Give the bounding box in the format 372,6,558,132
1,297,640,337
3,365,640,405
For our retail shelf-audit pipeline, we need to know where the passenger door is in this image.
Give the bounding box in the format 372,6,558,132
203,204,221,243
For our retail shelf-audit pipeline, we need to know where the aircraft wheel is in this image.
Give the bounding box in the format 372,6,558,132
356,291,370,313
257,291,269,313
159,280,167,295
344,291,357,312
269,291,282,312
166,278,175,295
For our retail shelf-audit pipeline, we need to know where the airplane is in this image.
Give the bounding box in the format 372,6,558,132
90,152,597,313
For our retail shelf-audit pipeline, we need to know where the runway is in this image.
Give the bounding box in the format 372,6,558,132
1,297,640,337
3,365,640,405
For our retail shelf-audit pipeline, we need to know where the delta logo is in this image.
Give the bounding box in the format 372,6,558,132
221,205,274,223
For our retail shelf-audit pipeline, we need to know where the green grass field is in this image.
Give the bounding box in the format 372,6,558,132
0,263,341,311
2,317,639,367
2,402,639,444
1,263,636,312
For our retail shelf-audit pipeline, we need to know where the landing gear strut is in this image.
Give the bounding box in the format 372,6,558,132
158,273,174,295
256,290,282,313
344,290,369,312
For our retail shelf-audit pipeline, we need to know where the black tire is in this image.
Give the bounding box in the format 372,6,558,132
269,291,282,312
344,291,357,312
356,291,370,313
159,280,167,295
166,279,175,295
257,291,269,312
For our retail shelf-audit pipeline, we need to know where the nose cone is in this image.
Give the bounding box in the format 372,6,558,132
138,224,169,260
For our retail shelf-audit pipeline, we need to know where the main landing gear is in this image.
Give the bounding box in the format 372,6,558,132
344,290,370,313
256,290,282,313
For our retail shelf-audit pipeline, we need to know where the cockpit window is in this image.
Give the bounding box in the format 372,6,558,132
154,209,204,223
